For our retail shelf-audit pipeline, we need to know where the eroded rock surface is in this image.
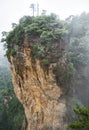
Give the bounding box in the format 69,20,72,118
9,41,68,130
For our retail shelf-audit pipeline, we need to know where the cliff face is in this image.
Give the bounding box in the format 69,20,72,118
9,40,68,130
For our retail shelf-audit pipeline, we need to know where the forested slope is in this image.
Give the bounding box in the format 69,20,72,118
0,43,25,130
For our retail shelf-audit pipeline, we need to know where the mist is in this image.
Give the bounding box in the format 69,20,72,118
1,0,89,129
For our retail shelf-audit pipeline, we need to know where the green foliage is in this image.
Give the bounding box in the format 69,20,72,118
6,49,16,57
67,12,89,38
25,15,67,41
2,12,89,130
31,44,45,58
2,14,74,91
5,25,24,56
19,15,32,27
67,12,89,68
41,59,50,66
0,65,25,130
25,23,40,36
70,40,89,67
4,14,67,59
3,12,89,66
69,105,89,130
0,86,25,130
3,12,89,92
40,31,54,44
1,38,6,42
6,25,24,46
53,58,75,90
7,93,25,130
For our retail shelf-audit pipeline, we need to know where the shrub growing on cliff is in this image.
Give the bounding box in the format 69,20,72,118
6,25,24,46
5,25,25,56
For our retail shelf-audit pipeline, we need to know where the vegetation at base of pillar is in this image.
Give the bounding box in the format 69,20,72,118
0,65,25,130
68,105,89,130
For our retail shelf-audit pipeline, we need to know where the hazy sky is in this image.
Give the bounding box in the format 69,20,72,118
0,0,89,38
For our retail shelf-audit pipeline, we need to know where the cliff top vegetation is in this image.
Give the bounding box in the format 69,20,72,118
2,12,89,90
4,14,68,66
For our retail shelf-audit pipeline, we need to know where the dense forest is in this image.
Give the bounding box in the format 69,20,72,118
0,45,25,130
1,12,89,129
